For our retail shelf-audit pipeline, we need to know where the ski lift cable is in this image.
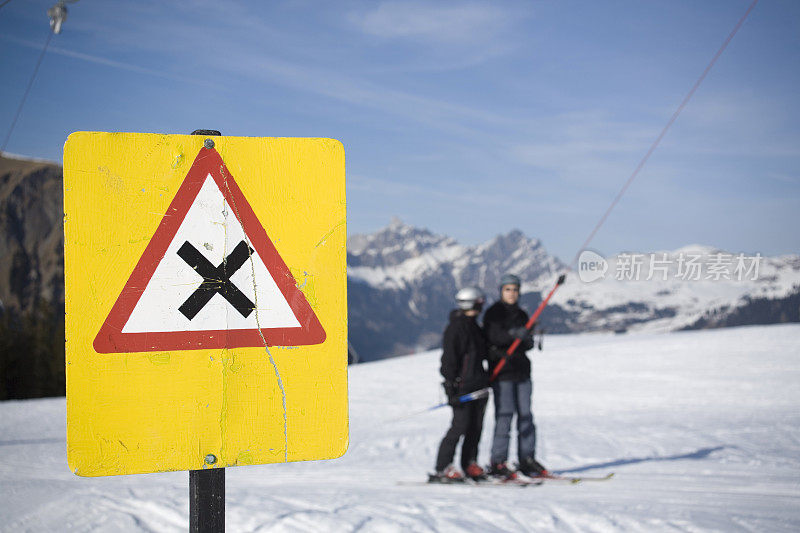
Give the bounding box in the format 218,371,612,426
1,29,54,154
566,0,760,272
489,0,759,383
1,0,75,154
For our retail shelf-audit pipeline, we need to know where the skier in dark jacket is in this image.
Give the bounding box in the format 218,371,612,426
484,273,549,479
431,286,490,483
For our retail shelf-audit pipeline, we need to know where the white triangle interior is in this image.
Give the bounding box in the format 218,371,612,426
121,174,301,334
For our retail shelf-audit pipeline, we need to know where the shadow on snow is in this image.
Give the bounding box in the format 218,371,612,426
553,446,728,474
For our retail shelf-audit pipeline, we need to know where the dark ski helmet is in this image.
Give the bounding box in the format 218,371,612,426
499,273,521,289
455,286,486,311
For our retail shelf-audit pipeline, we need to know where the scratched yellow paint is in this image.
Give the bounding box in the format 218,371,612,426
63,132,348,476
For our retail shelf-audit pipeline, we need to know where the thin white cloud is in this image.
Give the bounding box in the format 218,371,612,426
662,92,800,158
203,46,525,138
766,173,800,185
2,35,221,89
508,91,800,197
349,172,517,209
510,110,658,186
345,0,526,72
3,29,519,140
350,1,515,44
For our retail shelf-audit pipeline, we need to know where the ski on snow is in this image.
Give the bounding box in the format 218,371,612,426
530,472,616,484
399,472,614,487
398,477,542,488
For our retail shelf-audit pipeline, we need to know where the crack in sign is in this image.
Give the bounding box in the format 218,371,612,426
220,164,290,462
177,240,255,320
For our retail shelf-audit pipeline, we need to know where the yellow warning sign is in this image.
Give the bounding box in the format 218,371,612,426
63,132,348,476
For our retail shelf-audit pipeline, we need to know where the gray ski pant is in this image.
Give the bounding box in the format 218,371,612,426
490,379,536,465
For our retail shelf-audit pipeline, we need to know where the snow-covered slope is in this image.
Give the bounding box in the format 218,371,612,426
2,325,800,531
347,220,800,360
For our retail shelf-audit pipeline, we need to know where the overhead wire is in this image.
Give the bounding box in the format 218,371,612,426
506,0,760,364
1,29,54,154
529,1,760,464
1,0,74,154
566,0,760,272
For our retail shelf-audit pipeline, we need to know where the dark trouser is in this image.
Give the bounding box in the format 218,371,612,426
490,379,536,465
435,397,488,472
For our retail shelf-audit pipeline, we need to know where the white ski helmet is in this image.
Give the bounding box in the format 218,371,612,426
455,286,486,311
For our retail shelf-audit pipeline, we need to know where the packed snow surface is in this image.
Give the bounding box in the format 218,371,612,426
2,324,800,531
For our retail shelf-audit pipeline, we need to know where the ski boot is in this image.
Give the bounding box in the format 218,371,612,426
428,465,465,484
464,462,487,481
488,462,517,481
518,457,549,478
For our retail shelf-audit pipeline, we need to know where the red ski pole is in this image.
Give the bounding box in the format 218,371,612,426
489,274,566,382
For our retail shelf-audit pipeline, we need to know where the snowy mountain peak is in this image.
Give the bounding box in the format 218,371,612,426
348,219,458,268
669,244,722,256
347,222,568,358
387,216,406,230
348,222,563,290
477,229,542,256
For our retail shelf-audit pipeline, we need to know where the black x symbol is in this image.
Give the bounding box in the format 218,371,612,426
177,240,255,320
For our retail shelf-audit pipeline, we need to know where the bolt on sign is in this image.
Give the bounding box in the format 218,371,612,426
63,132,347,476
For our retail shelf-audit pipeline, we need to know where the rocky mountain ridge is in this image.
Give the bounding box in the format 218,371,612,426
0,154,63,314
0,154,65,399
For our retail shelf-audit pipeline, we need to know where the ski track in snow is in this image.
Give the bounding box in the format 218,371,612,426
2,324,800,532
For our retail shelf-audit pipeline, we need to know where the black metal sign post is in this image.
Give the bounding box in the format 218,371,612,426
190,467,225,532
189,129,225,533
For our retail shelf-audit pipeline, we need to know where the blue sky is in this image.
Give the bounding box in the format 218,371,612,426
1,0,798,261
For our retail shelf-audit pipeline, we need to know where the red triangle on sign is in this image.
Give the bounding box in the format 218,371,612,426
93,146,326,354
